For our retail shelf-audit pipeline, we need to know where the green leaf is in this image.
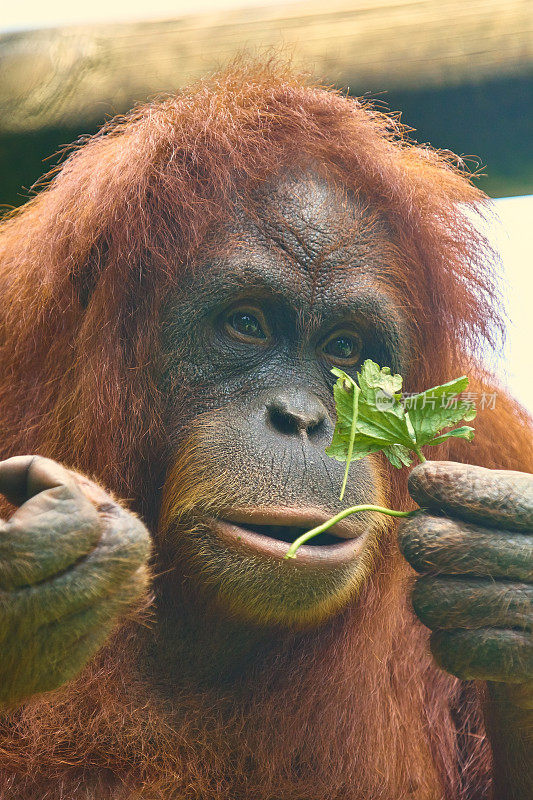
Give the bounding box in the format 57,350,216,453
426,425,476,446
357,360,403,396
326,360,476,496
326,370,360,458
382,443,414,468
406,376,477,447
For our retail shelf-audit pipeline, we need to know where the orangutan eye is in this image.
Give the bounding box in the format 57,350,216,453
225,309,267,342
321,331,362,366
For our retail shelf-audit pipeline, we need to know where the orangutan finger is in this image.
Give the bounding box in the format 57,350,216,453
0,455,84,507
1,510,150,629
0,484,102,591
398,513,533,581
430,628,533,682
412,576,533,631
407,461,533,531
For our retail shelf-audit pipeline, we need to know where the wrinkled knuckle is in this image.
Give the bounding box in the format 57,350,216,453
118,510,151,548
398,511,427,545
398,513,449,571
68,496,101,529
407,462,432,497
27,455,46,469
98,513,151,568
72,474,114,507
410,459,452,484
408,461,457,508
397,517,417,554
96,500,120,516
28,455,62,473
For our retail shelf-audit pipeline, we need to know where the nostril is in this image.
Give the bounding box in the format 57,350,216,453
268,406,302,436
307,416,326,439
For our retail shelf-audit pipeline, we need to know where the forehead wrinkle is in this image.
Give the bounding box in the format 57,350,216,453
189,175,399,317
229,228,378,325
202,228,397,319
251,201,369,267
241,198,394,311
208,225,318,308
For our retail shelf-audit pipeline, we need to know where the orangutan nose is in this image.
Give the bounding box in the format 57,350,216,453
266,390,329,438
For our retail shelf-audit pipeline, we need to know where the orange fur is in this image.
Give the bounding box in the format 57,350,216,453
0,60,531,798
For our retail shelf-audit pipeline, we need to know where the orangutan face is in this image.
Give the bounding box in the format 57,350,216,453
159,174,410,626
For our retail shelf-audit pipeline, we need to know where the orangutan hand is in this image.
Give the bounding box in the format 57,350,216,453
0,456,151,707
398,461,532,685
398,461,533,799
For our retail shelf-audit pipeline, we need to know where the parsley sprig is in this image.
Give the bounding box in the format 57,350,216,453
284,360,476,559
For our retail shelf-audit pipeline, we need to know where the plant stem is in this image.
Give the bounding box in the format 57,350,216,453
413,446,426,462
284,505,415,559
339,385,358,501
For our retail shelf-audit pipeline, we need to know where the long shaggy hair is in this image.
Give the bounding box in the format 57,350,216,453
0,60,532,799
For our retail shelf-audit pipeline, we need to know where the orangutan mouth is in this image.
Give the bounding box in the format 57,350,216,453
209,509,367,566
235,522,341,546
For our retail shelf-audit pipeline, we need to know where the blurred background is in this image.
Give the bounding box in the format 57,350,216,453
1,0,532,409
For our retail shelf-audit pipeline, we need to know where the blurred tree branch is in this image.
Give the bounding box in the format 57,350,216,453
1,0,532,134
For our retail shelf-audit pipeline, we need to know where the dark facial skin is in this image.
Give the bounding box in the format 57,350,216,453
0,174,531,798
158,175,410,625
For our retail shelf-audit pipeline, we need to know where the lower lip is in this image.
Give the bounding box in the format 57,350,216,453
209,518,367,567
